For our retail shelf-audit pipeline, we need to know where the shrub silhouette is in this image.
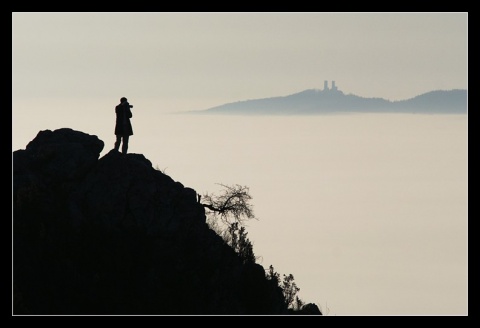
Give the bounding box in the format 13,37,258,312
227,222,255,263
281,273,301,309
266,265,304,310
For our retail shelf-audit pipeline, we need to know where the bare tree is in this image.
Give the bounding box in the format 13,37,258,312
200,183,257,263
200,183,256,226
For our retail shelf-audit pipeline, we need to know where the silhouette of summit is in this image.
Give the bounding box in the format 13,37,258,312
191,83,467,115
12,128,321,315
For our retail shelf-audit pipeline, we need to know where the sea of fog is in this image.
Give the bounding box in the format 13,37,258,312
13,110,468,315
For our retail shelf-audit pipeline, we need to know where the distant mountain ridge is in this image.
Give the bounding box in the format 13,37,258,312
191,87,467,115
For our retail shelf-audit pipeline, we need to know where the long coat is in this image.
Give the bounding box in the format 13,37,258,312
114,102,133,136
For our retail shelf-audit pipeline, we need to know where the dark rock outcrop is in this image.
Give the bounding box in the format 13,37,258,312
13,128,320,315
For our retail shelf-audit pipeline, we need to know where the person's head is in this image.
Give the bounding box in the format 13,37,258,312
120,97,127,103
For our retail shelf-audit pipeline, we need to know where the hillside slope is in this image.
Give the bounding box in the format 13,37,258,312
12,128,321,315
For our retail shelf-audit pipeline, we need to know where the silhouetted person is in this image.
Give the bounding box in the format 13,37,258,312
114,97,134,154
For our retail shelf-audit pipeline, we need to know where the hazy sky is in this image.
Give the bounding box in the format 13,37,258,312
12,12,468,315
12,12,467,114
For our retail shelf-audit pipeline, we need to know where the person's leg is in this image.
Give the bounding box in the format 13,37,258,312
114,135,122,151
122,135,129,154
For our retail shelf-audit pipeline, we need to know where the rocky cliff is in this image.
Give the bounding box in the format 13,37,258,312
12,128,321,315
